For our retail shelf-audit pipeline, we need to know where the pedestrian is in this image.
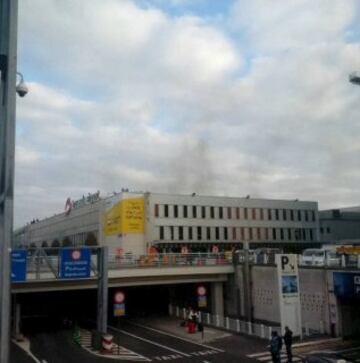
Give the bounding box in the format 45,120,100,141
269,331,282,363
283,326,293,363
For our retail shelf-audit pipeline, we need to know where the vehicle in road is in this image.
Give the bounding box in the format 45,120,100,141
301,248,340,266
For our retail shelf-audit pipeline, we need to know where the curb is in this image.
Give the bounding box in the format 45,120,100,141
293,338,342,348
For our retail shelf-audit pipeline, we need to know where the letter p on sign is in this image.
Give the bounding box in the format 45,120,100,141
281,256,289,270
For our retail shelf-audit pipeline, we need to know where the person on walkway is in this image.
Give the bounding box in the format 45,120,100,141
284,326,293,363
269,331,282,363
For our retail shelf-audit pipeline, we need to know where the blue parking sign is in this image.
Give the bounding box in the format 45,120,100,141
60,248,91,279
11,250,27,282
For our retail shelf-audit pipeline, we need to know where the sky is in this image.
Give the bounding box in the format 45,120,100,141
15,0,360,227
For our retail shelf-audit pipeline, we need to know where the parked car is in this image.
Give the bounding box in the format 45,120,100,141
301,248,340,266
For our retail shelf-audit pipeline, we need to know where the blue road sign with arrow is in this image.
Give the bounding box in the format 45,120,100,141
11,250,27,282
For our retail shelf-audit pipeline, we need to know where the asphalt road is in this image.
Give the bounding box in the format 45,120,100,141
10,342,35,363
21,321,262,363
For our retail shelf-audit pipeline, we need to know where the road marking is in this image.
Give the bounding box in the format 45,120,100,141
109,326,191,357
128,321,225,353
247,351,301,363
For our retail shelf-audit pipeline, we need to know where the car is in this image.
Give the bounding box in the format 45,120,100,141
303,352,352,363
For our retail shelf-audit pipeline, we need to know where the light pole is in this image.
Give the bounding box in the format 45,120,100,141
0,0,19,362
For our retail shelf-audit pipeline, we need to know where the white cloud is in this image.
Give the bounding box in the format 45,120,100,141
13,0,360,226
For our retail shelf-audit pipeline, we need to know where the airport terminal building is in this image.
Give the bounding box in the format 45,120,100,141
15,191,320,255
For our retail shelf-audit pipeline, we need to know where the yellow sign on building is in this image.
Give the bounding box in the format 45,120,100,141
104,197,144,236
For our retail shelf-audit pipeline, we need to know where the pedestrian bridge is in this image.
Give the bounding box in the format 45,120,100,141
11,250,234,293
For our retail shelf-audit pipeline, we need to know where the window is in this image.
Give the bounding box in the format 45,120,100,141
305,210,309,222
228,207,232,219
189,227,193,240
219,207,223,219
197,226,202,240
297,210,301,221
268,209,272,220
265,228,269,240
248,228,253,240
232,227,236,240
257,227,261,240
320,227,324,234
202,206,206,218
224,227,228,240
210,206,215,219
159,226,164,240
206,227,211,240
252,208,256,220
164,204,169,218
193,206,197,218
260,209,264,220
170,226,174,240
275,209,279,220
290,210,294,221
272,228,277,240
280,228,284,240
282,209,287,221
236,207,240,219
244,208,248,219
183,205,188,218
174,205,178,218
288,228,292,240
240,227,245,240
155,204,159,217
311,210,316,222
309,229,313,241
326,227,331,233
215,227,219,240
179,226,183,240
295,229,300,241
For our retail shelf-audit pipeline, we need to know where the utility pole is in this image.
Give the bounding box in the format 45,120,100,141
0,1,19,362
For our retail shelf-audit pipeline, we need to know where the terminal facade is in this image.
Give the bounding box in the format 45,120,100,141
15,191,320,255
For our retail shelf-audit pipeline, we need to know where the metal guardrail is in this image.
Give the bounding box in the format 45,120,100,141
235,251,360,269
169,304,280,339
169,305,325,339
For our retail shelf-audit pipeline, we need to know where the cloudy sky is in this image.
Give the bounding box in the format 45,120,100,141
15,0,360,227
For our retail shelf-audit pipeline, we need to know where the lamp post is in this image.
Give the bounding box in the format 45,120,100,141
349,71,360,86
0,0,19,362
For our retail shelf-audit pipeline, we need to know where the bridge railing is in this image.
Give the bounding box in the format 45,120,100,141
108,253,232,269
17,249,233,281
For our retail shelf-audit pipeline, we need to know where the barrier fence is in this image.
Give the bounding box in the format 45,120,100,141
168,305,325,339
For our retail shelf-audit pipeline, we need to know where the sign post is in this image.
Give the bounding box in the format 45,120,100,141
60,248,91,279
11,250,27,282
113,291,126,317
276,254,302,337
197,285,207,308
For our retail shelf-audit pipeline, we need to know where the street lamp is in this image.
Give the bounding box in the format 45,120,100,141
349,71,360,86
16,72,28,98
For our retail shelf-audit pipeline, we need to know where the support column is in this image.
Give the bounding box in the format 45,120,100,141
12,302,21,339
211,282,224,317
0,1,19,362
97,247,108,334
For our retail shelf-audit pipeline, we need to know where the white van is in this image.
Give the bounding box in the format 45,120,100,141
301,248,340,266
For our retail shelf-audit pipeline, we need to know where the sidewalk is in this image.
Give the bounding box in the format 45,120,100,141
133,316,232,343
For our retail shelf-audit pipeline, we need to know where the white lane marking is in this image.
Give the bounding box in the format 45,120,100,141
128,321,225,353
248,352,270,358
12,338,42,363
109,326,191,357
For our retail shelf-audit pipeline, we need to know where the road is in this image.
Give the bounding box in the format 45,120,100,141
16,320,360,363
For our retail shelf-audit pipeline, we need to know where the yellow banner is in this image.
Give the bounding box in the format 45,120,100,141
121,198,144,234
104,197,144,236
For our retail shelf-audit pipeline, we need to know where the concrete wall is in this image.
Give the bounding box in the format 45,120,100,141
231,264,342,335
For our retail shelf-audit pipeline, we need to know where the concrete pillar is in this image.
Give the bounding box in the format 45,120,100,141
211,282,224,317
